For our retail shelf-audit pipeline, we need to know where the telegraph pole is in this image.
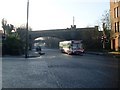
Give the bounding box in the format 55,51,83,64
25,0,29,58
73,16,75,26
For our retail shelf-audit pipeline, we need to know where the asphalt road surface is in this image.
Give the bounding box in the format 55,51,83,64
2,49,119,88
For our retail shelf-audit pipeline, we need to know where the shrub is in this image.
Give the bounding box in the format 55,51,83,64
2,36,25,55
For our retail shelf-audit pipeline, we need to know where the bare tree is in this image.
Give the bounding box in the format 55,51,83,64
1,18,7,35
1,18,14,35
101,10,111,50
16,25,32,50
101,10,111,30
16,25,32,41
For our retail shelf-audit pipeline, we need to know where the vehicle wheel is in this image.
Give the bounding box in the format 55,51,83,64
68,52,72,55
79,53,83,56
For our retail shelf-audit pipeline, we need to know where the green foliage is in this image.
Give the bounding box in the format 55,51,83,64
2,35,25,55
1,18,33,55
1,18,25,55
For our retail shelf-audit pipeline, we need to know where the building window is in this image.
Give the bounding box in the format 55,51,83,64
118,7,120,17
119,22,120,32
118,22,120,32
115,22,117,32
114,7,119,18
115,22,120,32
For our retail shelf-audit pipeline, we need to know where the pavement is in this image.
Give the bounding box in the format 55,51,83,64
86,51,120,58
2,50,41,58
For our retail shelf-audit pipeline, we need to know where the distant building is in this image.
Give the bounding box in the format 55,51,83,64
110,0,120,51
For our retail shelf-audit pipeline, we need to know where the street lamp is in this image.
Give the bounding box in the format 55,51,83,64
25,0,29,58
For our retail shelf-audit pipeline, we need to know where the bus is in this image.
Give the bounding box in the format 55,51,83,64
59,40,84,55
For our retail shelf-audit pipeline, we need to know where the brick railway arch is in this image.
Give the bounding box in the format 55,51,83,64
29,26,99,49
29,26,98,41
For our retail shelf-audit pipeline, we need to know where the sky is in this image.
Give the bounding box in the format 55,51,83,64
0,0,110,31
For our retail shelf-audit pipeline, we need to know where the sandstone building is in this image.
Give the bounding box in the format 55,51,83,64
110,0,120,51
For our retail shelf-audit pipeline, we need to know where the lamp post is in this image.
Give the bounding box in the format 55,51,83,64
25,0,29,58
